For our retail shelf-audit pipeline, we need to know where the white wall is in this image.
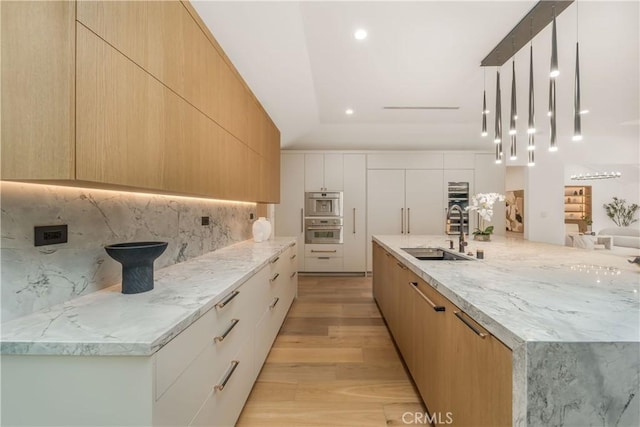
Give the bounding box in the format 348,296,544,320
506,167,526,191
525,150,566,245
565,164,640,234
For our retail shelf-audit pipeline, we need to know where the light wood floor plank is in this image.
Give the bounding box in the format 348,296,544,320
267,347,364,364
245,381,298,401
237,401,388,427
273,335,395,349
294,380,421,403
238,275,423,426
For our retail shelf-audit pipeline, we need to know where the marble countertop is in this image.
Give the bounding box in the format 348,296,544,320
0,238,296,356
374,235,640,349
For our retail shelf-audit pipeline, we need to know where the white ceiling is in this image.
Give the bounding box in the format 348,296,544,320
191,1,639,156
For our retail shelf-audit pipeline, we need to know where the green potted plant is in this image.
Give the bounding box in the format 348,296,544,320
603,197,639,227
581,215,593,234
466,193,505,241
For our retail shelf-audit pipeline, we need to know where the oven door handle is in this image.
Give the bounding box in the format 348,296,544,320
306,226,342,230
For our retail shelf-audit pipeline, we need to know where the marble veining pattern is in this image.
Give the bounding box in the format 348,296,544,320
1,182,255,322
0,238,296,356
374,235,639,346
374,235,640,427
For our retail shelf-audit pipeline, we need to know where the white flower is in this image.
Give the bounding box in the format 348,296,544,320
466,193,505,230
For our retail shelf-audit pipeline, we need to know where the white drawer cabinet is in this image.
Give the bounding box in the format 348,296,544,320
305,243,344,272
190,334,255,427
0,243,298,427
154,267,268,426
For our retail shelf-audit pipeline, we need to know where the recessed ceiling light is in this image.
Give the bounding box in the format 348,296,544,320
345,109,354,115
354,29,367,40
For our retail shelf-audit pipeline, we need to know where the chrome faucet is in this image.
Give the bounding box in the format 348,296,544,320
448,205,467,253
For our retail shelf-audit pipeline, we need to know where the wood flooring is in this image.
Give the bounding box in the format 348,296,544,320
237,275,425,426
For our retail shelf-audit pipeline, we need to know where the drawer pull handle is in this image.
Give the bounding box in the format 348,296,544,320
318,256,330,260
396,262,407,270
310,249,337,253
289,271,297,279
216,290,240,309
269,297,280,310
214,360,239,391
290,254,297,260
454,311,487,338
214,319,240,343
410,282,445,312
270,273,279,283
270,256,280,264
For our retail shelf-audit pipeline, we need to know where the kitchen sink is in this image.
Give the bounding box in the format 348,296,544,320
400,247,473,261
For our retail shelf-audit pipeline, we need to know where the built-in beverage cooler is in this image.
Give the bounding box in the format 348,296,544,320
446,181,469,235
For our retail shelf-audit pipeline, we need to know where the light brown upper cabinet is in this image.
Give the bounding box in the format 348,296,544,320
1,1,76,180
1,0,280,203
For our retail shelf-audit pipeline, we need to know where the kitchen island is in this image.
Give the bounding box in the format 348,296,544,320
373,235,639,427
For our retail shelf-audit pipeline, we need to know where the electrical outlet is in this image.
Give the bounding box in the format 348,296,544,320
34,225,68,246
201,216,210,226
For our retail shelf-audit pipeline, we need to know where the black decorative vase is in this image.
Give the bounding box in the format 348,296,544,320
105,242,168,294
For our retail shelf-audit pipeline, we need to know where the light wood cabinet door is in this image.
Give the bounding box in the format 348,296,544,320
387,259,408,340
76,26,166,190
448,309,512,427
1,0,75,180
412,279,450,417
372,242,384,306
396,271,417,374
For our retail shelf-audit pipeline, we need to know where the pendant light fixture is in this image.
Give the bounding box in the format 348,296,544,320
549,79,557,151
494,69,502,145
509,59,517,160
495,67,503,164
527,137,535,166
481,68,488,137
550,9,559,78
573,1,583,141
548,8,558,152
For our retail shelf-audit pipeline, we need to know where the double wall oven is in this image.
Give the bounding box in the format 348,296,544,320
304,191,343,244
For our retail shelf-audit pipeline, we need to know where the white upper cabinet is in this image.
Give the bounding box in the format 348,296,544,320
305,154,343,191
367,153,443,169
443,153,475,169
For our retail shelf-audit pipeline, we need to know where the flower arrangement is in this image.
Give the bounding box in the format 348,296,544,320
466,193,505,236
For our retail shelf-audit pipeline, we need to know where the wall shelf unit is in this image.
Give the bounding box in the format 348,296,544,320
564,185,592,233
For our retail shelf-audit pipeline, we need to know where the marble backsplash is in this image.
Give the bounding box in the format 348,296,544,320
0,182,256,322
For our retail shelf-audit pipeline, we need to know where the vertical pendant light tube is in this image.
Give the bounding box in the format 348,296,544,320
528,45,536,138
527,139,535,166
573,1,583,141
549,10,558,153
494,70,502,145
550,11,559,78
509,61,517,160
482,90,488,137
573,47,582,141
549,79,557,151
